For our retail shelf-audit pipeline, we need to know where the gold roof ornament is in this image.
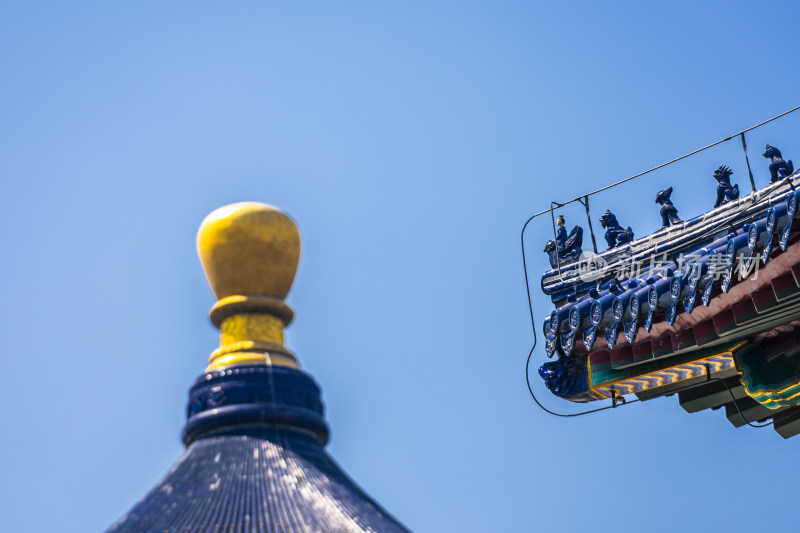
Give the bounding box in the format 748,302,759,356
197,202,301,370
109,201,410,532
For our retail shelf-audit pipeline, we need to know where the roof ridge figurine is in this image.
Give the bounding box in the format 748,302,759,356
655,186,682,228
599,209,633,249
713,165,739,208
543,214,583,268
532,127,800,438
763,144,794,183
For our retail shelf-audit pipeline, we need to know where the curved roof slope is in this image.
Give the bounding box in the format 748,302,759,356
108,430,408,533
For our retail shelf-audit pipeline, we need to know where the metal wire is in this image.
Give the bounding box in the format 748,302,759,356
524,105,800,222
521,107,800,424
524,345,640,417
524,342,772,427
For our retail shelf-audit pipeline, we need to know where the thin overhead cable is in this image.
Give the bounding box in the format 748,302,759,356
525,105,800,221
521,105,799,423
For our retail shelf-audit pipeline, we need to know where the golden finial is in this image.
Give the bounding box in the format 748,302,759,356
197,202,301,371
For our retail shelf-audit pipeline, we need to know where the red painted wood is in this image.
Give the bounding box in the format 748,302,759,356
633,341,654,363
693,319,719,345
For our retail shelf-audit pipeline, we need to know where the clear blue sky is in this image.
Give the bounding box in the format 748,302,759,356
2,2,799,532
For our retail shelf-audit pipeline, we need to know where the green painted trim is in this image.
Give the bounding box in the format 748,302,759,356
735,343,800,409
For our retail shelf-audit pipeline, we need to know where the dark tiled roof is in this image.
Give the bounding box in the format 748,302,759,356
541,176,800,371
537,172,800,429
108,431,408,533
107,364,410,533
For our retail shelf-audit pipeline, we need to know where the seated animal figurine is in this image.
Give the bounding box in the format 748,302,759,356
599,209,634,249
544,214,583,268
655,186,681,228
763,144,794,183
713,165,739,208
